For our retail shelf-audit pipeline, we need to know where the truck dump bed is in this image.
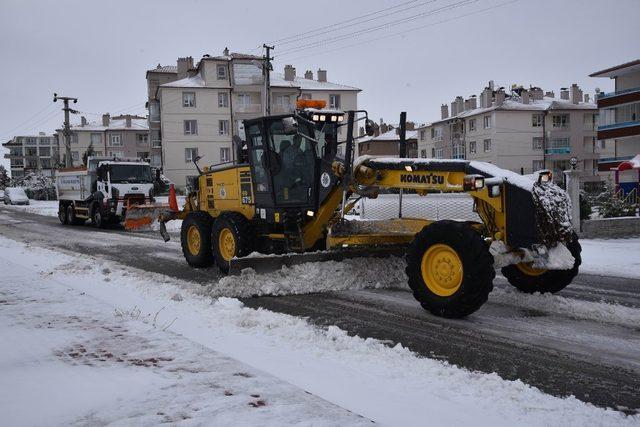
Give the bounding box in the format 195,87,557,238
55,167,93,202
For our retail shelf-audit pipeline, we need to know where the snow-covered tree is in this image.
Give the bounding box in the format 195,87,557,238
593,182,636,218
0,165,10,189
10,172,56,200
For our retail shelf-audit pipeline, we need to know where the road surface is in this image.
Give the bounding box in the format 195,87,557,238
1,205,639,413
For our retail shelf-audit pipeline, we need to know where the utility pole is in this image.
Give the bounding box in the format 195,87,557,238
398,112,407,218
262,44,274,116
53,93,78,167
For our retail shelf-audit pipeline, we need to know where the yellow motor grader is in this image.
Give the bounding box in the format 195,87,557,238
127,100,580,318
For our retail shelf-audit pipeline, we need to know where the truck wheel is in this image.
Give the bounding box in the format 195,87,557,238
212,213,253,273
66,205,81,226
501,234,581,294
406,220,495,318
91,204,106,229
180,212,214,268
58,202,69,225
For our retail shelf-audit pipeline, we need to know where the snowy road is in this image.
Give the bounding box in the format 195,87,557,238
1,205,640,416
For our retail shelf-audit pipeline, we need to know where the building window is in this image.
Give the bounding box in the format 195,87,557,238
469,141,476,154
25,147,38,156
185,147,198,163
599,139,606,150
149,101,160,122
469,119,476,132
71,134,78,144
237,93,251,108
532,137,543,150
41,158,51,168
532,160,544,171
483,139,491,152
329,94,341,109
71,151,79,161
39,147,51,157
452,142,465,159
151,130,161,148
94,151,103,156
420,149,427,158
136,133,149,146
275,95,291,110
483,116,491,129
220,147,231,162
109,134,122,147
431,148,435,157
301,93,312,100
218,92,229,108
431,127,443,141
108,151,124,158
184,120,198,135
150,154,161,167
435,148,443,158
217,65,227,80
39,137,51,146
532,114,543,127
25,137,37,146
219,120,229,135
90,133,101,146
552,114,569,129
182,92,196,108
419,130,426,141
137,151,149,159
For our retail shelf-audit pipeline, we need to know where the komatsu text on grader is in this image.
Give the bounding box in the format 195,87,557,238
126,99,581,318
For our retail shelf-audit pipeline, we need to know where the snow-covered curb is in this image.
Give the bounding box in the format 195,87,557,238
0,236,636,425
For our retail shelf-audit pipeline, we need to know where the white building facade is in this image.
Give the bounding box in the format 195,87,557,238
155,51,360,189
417,83,610,189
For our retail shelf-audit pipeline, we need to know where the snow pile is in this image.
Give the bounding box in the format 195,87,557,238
214,256,407,298
532,182,573,245
491,285,640,328
2,199,59,216
470,161,537,191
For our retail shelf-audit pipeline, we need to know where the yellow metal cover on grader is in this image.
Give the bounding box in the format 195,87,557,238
126,102,580,318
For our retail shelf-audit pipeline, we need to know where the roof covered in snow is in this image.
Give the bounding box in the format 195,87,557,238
159,74,207,89
428,96,596,126
147,65,178,74
69,118,149,132
359,128,418,143
270,72,360,92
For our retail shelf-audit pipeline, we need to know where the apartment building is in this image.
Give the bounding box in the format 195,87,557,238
416,82,607,189
358,125,418,157
146,64,180,169
56,114,151,167
150,50,360,189
590,59,640,192
2,133,58,178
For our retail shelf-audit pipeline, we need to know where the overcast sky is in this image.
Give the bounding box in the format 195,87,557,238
1,0,639,169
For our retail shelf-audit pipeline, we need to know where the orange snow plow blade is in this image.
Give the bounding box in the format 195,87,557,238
124,203,174,231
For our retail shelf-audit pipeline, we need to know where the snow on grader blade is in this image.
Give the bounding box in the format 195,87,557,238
226,246,406,276
124,203,175,232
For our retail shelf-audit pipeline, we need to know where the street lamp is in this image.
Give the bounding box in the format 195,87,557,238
570,156,578,170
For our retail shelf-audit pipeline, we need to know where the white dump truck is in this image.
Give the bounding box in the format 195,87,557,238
56,157,154,227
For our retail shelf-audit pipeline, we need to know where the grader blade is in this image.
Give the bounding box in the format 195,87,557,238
124,203,175,232
228,246,406,276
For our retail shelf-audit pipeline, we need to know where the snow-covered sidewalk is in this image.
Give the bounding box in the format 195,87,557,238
0,236,636,426
0,240,369,426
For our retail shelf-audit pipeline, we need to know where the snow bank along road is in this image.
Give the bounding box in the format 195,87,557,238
1,206,640,419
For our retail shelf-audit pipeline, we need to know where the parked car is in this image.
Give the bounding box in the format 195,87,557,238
3,187,30,205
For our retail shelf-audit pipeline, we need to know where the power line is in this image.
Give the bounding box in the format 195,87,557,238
273,0,429,45
278,0,477,57
282,0,519,61
0,102,57,139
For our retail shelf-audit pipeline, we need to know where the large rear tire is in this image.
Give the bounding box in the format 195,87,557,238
180,212,214,268
212,213,253,273
58,202,69,225
501,234,581,294
406,220,495,318
91,203,106,229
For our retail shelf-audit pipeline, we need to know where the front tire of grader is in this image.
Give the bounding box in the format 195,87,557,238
501,234,582,294
212,213,253,274
406,220,495,318
180,212,214,268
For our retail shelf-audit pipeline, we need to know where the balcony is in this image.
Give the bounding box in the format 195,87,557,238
235,104,262,113
597,120,640,140
597,85,640,100
545,147,571,155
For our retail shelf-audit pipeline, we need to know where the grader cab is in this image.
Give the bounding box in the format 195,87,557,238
127,100,581,318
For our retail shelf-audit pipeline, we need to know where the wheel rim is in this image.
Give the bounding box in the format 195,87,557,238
186,225,201,255
94,211,101,225
218,228,236,262
516,262,547,276
420,243,463,297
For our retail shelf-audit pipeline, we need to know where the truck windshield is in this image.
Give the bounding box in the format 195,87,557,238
109,165,152,184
